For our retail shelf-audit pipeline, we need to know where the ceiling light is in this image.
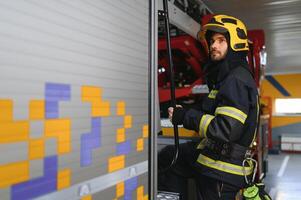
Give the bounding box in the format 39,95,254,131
265,0,299,6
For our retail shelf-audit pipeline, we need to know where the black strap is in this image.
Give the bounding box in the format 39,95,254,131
205,138,249,160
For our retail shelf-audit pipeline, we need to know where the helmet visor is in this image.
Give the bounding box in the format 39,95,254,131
205,25,228,33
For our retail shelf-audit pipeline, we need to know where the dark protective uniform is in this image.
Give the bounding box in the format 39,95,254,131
158,14,259,199
158,57,259,200
159,58,258,200
184,58,259,188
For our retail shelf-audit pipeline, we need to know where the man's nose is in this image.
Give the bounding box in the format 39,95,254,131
211,40,218,49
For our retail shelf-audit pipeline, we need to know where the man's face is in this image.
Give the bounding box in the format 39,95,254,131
209,33,228,61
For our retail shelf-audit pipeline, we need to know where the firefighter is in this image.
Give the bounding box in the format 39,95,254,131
158,15,259,199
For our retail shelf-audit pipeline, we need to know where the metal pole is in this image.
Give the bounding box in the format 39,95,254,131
149,0,158,199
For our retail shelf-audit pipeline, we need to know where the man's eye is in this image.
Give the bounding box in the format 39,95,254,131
210,39,225,45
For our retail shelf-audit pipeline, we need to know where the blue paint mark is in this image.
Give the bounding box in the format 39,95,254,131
266,76,290,96
45,83,71,119
80,118,101,167
45,83,71,101
11,156,58,200
45,101,59,118
124,177,138,200
116,140,131,155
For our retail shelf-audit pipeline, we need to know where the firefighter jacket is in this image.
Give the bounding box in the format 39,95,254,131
172,58,259,188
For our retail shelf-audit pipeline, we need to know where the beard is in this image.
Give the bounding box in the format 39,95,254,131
210,50,225,61
210,49,228,62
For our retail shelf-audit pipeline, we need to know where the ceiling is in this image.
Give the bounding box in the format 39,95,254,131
202,0,301,75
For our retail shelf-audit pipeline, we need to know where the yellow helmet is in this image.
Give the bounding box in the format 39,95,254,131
199,14,249,51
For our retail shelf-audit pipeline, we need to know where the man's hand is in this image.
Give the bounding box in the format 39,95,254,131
168,105,182,120
168,105,184,125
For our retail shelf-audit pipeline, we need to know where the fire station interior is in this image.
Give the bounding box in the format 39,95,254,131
156,0,301,199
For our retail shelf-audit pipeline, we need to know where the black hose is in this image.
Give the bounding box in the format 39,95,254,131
158,0,180,174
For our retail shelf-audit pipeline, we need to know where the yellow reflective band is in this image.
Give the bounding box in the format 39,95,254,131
199,114,214,138
197,138,207,149
208,90,218,99
215,106,247,124
197,154,254,176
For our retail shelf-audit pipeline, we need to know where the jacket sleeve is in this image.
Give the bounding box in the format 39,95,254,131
182,76,250,143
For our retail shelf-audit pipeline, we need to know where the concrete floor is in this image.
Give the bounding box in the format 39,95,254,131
265,153,301,200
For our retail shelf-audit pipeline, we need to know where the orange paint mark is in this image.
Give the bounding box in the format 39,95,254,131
81,86,101,101
29,139,45,160
57,169,71,190
0,100,13,122
116,128,126,143
124,115,132,129
108,155,125,173
142,125,148,138
136,138,144,152
29,100,45,120
45,119,71,154
0,121,29,143
81,86,110,117
137,186,144,200
116,182,124,197
0,161,29,188
92,101,110,117
117,101,126,116
81,195,92,200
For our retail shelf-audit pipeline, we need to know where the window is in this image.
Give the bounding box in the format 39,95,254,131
275,98,301,115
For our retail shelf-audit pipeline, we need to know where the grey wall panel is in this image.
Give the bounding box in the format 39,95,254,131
0,142,28,164
0,1,149,199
